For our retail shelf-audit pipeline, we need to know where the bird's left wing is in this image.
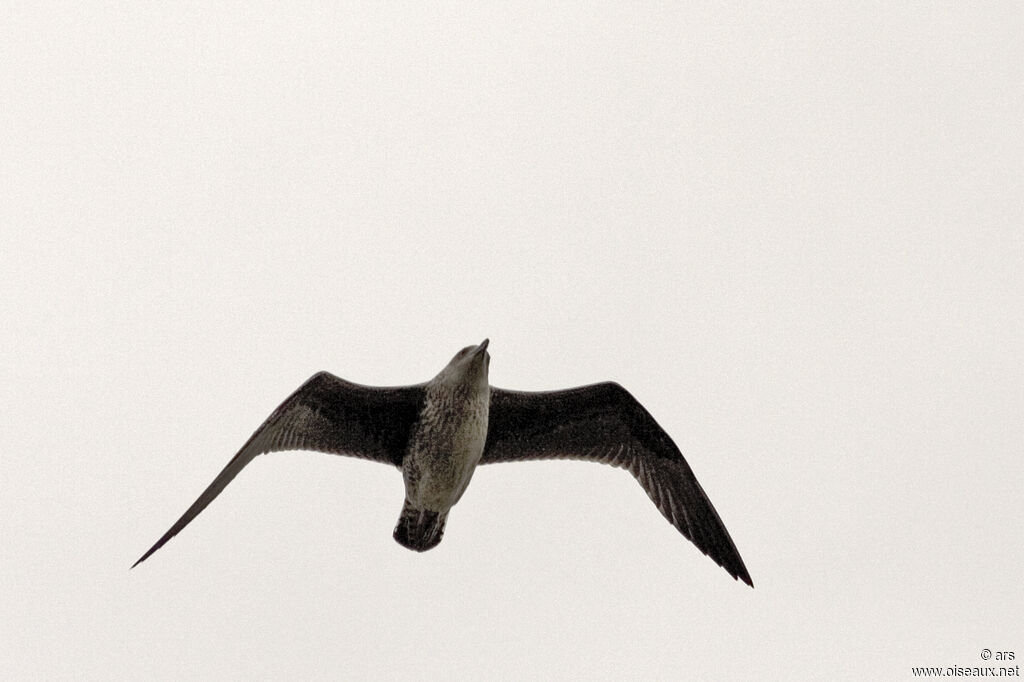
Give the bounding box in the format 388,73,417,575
132,372,425,567
481,383,752,586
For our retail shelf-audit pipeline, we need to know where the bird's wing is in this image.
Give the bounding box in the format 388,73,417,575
481,382,752,586
132,372,425,567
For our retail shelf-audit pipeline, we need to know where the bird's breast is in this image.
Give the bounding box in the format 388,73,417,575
402,389,489,510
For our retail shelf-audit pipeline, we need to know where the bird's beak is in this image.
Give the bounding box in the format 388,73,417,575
474,338,489,356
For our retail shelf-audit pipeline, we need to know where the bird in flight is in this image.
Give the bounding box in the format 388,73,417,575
132,340,752,586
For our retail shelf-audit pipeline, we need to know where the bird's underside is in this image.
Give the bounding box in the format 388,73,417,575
133,370,752,587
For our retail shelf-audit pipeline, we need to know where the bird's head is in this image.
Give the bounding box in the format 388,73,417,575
433,338,490,390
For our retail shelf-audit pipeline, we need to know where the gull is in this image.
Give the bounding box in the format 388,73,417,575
132,340,752,586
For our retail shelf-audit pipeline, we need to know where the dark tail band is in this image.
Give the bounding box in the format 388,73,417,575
393,501,448,552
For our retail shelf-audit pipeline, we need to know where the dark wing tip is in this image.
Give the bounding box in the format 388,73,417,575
697,525,752,587
131,527,179,569
728,546,753,586
685,524,753,587
730,559,754,587
130,552,149,570
685,509,754,588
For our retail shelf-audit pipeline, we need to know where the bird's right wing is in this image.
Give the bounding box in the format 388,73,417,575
132,372,425,567
481,382,751,586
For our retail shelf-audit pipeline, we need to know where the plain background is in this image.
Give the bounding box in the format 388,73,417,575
2,3,1021,680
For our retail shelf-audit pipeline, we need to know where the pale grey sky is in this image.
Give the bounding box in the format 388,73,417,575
1,3,1021,680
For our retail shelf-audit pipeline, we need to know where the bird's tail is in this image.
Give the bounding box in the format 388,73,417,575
393,500,448,552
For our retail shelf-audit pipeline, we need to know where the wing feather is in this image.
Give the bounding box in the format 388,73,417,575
132,372,424,567
482,382,752,586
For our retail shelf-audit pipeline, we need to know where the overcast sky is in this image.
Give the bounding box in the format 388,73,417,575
2,3,1021,680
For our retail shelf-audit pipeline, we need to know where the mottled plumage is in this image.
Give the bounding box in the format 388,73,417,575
133,340,752,586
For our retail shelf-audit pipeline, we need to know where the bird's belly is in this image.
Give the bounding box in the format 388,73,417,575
409,452,480,509
403,409,488,511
